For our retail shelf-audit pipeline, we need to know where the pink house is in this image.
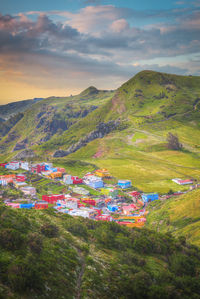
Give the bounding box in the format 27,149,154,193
122,204,137,215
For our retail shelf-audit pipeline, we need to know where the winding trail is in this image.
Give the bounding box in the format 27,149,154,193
75,249,86,299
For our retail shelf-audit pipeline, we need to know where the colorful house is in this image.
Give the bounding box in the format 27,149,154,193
95,169,110,178
118,180,132,189
71,176,83,184
142,193,159,203
31,164,46,174
107,205,118,212
16,174,26,182
81,198,96,206
42,194,65,203
172,178,193,185
20,203,34,209
35,202,48,209
122,204,138,215
20,162,29,171
49,172,63,179
5,161,20,170
84,175,104,189
63,175,73,184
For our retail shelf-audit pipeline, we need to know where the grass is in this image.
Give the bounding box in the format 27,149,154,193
146,189,200,246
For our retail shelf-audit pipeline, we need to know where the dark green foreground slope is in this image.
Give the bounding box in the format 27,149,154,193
0,204,200,299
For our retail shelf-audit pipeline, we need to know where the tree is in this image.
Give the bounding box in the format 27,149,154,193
167,132,182,150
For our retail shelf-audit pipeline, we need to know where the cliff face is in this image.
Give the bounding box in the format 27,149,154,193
53,120,120,157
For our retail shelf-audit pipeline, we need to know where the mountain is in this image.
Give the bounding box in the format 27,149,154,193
0,98,44,120
146,189,200,246
0,70,200,194
0,203,200,299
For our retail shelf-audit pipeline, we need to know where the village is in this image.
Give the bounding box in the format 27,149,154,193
0,160,199,228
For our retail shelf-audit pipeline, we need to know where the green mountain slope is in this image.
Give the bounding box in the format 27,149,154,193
1,71,200,193
38,71,200,193
0,88,114,155
146,189,200,246
1,203,200,299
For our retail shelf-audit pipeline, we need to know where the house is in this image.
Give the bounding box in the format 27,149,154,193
107,205,118,212
5,161,20,170
122,204,137,215
0,163,8,168
63,175,73,184
57,167,66,173
6,202,20,208
42,194,65,203
129,191,140,197
118,180,132,189
172,178,193,185
84,175,104,189
44,163,53,171
16,174,26,182
95,169,110,178
0,174,16,184
142,193,159,203
62,200,78,209
31,164,46,174
20,162,29,171
20,203,34,209
49,172,63,179
81,198,96,206
71,176,83,184
35,202,48,209
21,186,36,196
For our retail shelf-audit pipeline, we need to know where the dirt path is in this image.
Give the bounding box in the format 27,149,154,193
75,250,86,299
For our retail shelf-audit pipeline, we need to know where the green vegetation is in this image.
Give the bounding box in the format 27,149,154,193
146,189,200,246
1,71,200,194
0,203,200,298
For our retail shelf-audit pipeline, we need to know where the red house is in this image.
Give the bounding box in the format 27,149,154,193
42,194,65,203
16,174,26,182
129,191,140,197
71,176,83,184
31,164,46,174
81,198,96,206
35,202,49,209
0,163,7,168
57,167,66,173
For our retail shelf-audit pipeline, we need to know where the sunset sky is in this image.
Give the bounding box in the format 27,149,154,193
1,0,200,104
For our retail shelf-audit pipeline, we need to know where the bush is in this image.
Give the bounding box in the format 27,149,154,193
0,229,25,250
28,233,43,254
40,224,59,238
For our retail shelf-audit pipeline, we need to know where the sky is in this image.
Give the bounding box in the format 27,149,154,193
0,0,200,104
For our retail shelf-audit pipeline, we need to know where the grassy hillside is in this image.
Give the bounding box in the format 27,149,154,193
0,88,114,154
1,203,200,298
1,71,200,193
38,71,200,193
146,189,200,246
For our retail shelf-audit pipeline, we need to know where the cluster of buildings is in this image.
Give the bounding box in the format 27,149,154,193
3,160,196,227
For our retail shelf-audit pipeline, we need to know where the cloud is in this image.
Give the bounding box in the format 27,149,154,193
0,4,200,102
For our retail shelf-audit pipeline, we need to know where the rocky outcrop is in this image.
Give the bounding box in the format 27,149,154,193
13,138,28,151
14,149,36,160
53,120,120,158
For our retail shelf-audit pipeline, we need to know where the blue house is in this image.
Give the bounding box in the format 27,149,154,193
20,203,34,209
118,180,132,189
89,180,104,189
142,193,159,203
107,205,118,212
